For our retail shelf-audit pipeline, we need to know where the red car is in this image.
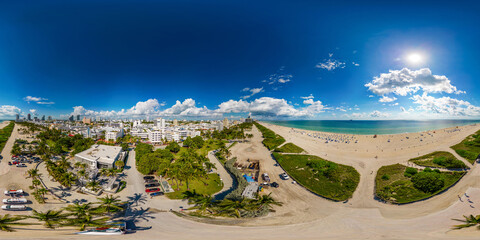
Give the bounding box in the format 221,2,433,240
145,188,160,193
12,161,19,165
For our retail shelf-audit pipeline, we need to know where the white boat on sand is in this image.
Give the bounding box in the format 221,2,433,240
2,198,27,204
1,205,26,211
4,190,24,195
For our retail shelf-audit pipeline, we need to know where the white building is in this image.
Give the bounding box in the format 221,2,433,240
156,118,166,129
105,130,123,142
75,145,125,169
149,130,164,143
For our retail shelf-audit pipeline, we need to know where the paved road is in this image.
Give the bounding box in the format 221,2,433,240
207,150,234,199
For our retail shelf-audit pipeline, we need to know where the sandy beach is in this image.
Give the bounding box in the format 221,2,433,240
1,122,480,239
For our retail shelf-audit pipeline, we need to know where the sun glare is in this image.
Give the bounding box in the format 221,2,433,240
407,53,423,64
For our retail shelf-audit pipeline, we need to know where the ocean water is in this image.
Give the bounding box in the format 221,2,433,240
264,120,480,135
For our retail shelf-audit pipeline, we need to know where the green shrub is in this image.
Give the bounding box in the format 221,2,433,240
274,143,304,153
404,167,418,177
273,153,359,201
253,122,285,150
381,174,390,180
411,171,445,193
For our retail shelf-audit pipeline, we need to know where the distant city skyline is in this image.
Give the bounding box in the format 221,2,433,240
1,1,480,120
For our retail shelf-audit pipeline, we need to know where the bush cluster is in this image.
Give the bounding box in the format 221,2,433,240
253,122,285,150
224,157,249,200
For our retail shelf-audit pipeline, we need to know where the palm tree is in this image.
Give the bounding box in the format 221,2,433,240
28,210,69,229
60,172,77,188
218,198,254,218
57,156,71,170
96,195,124,213
106,168,117,178
0,214,31,232
27,169,41,179
64,214,109,231
452,215,480,229
189,194,215,213
87,180,101,192
31,179,42,190
36,188,49,201
63,202,97,218
99,168,109,177
254,193,283,211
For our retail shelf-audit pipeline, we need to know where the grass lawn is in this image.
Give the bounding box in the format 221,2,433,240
0,122,14,153
254,122,285,150
375,164,466,204
273,153,360,201
409,151,468,169
451,129,480,164
176,139,224,158
166,173,223,199
274,143,304,153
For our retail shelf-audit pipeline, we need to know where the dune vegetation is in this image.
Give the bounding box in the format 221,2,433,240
376,164,466,204
273,153,360,201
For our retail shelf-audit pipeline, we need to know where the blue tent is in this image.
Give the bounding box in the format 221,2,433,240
243,174,255,183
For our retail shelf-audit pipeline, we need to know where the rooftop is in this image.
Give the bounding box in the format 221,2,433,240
76,144,122,165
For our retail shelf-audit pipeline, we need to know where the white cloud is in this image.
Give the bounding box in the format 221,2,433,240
352,62,360,67
303,99,314,105
365,68,464,96
0,105,21,118
316,58,346,71
24,96,54,105
410,93,480,116
241,87,264,99
300,94,314,100
24,96,46,102
29,109,37,115
217,97,326,118
266,73,292,85
379,96,397,103
65,96,329,120
369,110,389,118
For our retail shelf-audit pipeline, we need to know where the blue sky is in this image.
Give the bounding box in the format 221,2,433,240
1,0,480,120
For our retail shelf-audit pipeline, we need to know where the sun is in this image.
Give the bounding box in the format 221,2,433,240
407,53,423,64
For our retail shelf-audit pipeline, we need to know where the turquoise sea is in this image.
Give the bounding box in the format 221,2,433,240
264,120,480,135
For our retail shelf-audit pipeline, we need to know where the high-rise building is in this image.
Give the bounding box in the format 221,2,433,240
69,115,74,121
83,117,91,124
76,115,80,121
15,114,19,122
48,116,52,121
27,113,31,121
41,115,45,121
173,119,178,126
156,118,166,129
223,117,229,128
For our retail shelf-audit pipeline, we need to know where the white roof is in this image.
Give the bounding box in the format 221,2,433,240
76,144,122,165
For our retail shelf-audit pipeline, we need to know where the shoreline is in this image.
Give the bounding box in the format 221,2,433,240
262,120,480,136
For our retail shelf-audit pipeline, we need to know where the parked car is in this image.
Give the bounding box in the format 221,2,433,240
145,188,160,193
8,162,12,165
12,161,19,165
270,182,279,188
16,163,27,168
262,173,270,182
0,155,3,159
145,183,160,188
150,192,164,197
143,176,155,180
280,173,290,180
144,179,159,184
